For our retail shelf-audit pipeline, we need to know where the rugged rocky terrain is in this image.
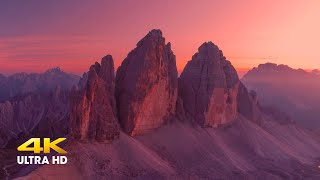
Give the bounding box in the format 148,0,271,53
1,30,320,180
0,67,79,148
17,116,320,179
70,55,120,141
0,87,70,148
0,67,79,102
242,63,320,129
115,29,178,136
0,69,79,179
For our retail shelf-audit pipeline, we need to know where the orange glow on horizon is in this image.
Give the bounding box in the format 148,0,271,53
1,1,320,75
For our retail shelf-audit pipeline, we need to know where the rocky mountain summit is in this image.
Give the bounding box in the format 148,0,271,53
70,55,120,141
115,29,178,136
178,42,239,127
178,42,258,127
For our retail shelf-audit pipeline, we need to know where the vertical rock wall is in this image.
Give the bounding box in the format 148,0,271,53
115,30,178,135
178,42,240,127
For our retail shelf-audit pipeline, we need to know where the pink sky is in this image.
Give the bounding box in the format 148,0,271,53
0,0,319,75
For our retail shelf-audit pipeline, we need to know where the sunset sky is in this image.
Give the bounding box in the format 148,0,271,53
1,0,319,76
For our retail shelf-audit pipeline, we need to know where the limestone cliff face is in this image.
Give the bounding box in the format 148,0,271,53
70,55,120,141
115,30,178,136
178,42,240,127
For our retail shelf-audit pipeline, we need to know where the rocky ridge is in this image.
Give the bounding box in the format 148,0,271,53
69,55,120,141
0,67,79,102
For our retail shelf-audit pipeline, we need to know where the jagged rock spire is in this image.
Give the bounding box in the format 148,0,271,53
70,55,120,141
115,29,178,136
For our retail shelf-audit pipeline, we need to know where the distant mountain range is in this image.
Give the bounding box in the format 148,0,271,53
0,67,79,102
242,63,320,129
0,67,79,149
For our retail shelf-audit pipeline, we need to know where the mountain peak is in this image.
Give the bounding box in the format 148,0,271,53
148,29,163,36
192,41,224,62
246,63,313,77
87,55,115,83
45,67,63,74
199,41,218,49
256,63,292,72
101,54,113,64
137,29,165,47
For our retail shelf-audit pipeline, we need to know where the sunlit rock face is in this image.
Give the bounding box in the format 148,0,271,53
115,30,178,136
70,55,120,141
178,42,240,127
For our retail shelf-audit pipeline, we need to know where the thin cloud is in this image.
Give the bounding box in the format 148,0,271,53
228,56,278,60
0,35,109,63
